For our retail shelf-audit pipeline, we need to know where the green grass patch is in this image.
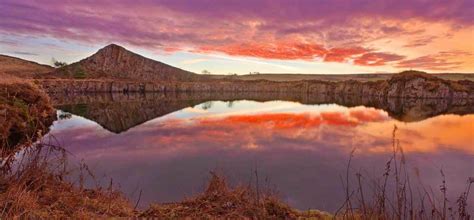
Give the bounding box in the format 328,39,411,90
73,65,87,79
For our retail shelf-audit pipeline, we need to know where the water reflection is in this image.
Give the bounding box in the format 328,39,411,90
46,95,474,212
50,92,474,133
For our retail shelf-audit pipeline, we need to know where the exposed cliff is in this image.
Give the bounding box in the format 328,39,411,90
35,71,474,99
46,44,199,81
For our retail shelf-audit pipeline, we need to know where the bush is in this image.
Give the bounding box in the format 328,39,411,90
73,66,87,79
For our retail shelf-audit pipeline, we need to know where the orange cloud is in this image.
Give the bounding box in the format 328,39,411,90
353,52,405,66
396,51,472,71
196,42,328,60
324,47,368,62
196,40,406,67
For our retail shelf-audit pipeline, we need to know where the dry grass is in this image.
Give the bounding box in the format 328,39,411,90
0,55,53,79
0,144,134,219
0,143,331,219
140,172,331,219
0,82,56,153
335,125,473,220
0,73,28,85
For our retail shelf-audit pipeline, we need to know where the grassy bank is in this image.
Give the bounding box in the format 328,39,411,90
0,80,56,153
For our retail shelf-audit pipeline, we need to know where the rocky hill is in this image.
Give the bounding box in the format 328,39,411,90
49,44,200,81
0,55,53,78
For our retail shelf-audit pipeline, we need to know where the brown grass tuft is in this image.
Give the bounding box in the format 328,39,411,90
0,82,56,153
139,172,314,219
0,145,134,219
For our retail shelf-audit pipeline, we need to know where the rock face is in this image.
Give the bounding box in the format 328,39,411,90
48,44,199,81
36,71,474,99
386,71,474,99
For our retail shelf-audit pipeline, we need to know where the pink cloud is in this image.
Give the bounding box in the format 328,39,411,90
396,51,471,71
323,47,368,62
196,41,328,60
354,52,405,66
1,0,473,67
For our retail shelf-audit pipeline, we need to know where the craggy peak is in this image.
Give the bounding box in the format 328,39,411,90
49,44,198,81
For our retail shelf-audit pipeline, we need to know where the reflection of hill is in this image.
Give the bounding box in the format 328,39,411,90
50,92,474,133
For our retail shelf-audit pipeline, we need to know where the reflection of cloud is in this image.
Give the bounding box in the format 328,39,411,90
357,114,474,154
48,107,474,158
181,107,208,114
199,108,388,129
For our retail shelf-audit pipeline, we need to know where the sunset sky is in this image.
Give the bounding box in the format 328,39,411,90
1,0,473,74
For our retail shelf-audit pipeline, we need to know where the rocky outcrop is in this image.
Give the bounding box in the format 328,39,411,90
386,71,474,99
45,44,199,81
49,91,474,133
36,71,474,99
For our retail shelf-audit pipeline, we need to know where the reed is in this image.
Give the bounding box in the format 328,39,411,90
335,125,473,220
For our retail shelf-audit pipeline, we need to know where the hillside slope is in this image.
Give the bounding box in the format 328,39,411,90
49,44,199,81
0,55,53,78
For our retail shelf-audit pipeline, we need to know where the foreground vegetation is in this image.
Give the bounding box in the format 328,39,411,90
0,144,331,219
0,80,56,152
0,131,471,219
337,126,473,220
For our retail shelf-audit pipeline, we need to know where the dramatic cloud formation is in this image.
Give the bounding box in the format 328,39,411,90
1,0,473,72
354,52,406,66
397,51,473,70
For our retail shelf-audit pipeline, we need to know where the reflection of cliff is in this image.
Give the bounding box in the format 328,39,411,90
51,92,474,133
55,93,204,133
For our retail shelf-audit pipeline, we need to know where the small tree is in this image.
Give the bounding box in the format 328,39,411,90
201,70,211,75
52,58,67,68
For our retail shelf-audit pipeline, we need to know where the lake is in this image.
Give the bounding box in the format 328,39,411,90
43,93,474,212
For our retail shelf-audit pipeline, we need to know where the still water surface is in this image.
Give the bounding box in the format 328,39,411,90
45,95,473,211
